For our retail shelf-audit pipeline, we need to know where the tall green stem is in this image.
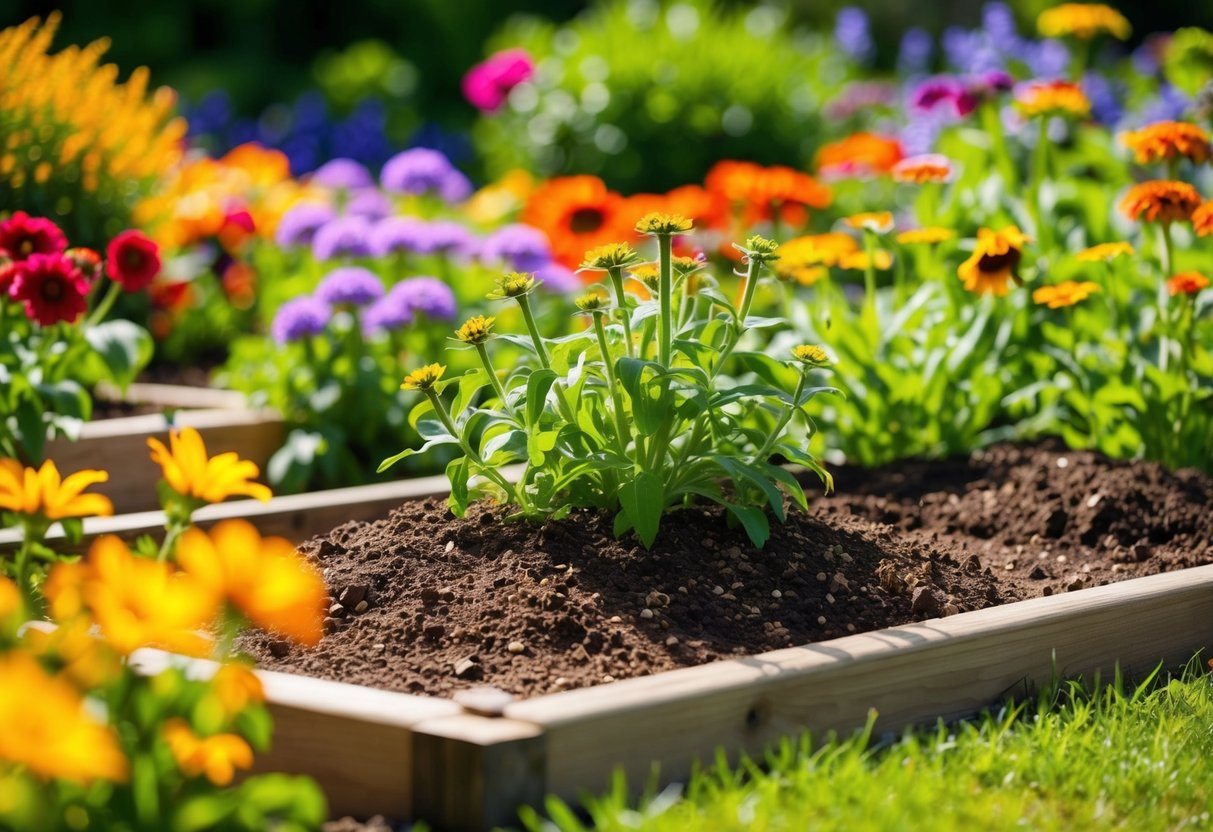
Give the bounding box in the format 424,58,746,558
1158,223,1176,373
86,280,123,327
751,370,807,464
1028,118,1053,252
605,266,635,358
861,229,879,330
475,342,508,406
425,389,521,507
736,253,763,328
590,312,632,457
657,234,674,367
981,101,1018,188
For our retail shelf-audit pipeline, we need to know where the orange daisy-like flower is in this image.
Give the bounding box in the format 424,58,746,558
1193,201,1213,236
775,233,859,273
896,227,956,246
1032,280,1101,308
816,132,905,179
520,175,634,269
163,719,253,786
147,427,273,506
1167,272,1210,296
843,212,895,234
705,160,832,229
1037,4,1131,40
839,250,894,271
1076,241,1134,262
1121,121,1212,166
661,184,730,232
1119,180,1203,224
0,459,112,521
958,226,1030,296
1015,81,1091,119
891,154,953,184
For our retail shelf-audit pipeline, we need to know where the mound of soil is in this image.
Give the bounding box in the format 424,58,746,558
244,441,1213,700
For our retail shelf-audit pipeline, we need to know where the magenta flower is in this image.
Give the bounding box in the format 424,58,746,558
910,77,977,118
462,48,535,112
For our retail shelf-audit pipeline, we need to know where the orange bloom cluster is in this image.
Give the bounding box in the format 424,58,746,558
1033,280,1100,309
520,175,638,269
1121,121,1212,166
1076,242,1134,262
1168,272,1210,296
1037,3,1131,40
1015,81,1091,119
704,160,832,229
816,132,905,179
1193,201,1213,236
892,154,953,184
958,226,1030,296
1119,180,1203,224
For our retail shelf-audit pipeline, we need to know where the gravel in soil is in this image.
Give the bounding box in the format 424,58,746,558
244,440,1213,701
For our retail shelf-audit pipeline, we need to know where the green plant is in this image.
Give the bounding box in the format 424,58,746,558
380,216,837,548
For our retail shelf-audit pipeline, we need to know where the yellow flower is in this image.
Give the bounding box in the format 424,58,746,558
0,575,18,621
487,271,538,300
634,212,693,235
1037,4,1131,40
44,536,218,657
464,168,534,226
775,233,859,270
672,255,706,275
163,719,253,786
175,520,327,647
454,315,495,345
1119,180,1202,224
1032,280,1101,308
838,250,893,271
0,458,112,520
1076,242,1134,262
843,212,894,234
21,618,121,691
580,242,642,270
791,345,831,366
896,227,956,246
628,263,661,292
740,234,781,262
891,154,953,184
958,226,1030,296
1121,121,1211,166
0,651,128,783
1015,81,1091,119
400,363,446,392
207,664,265,719
574,291,607,312
147,427,273,506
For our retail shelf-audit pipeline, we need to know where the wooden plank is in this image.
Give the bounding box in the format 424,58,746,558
505,565,1213,801
95,381,250,411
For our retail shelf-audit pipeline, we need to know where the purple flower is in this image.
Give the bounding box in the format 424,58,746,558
898,28,934,76
315,267,384,307
312,216,373,261
1137,83,1191,126
390,276,457,320
422,221,478,259
369,217,430,257
834,7,874,65
362,293,414,336
1024,39,1070,79
310,158,374,191
1083,72,1123,125
981,3,1018,43
910,77,976,118
971,70,1014,96
380,148,472,203
824,81,900,120
534,264,580,294
462,48,535,112
272,296,331,344
478,224,551,272
275,203,336,249
345,188,394,220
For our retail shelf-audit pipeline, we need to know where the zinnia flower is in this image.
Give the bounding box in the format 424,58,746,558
147,426,273,506
1076,242,1134,261
0,211,67,259
1194,201,1213,236
892,154,954,184
315,266,384,307
774,233,861,281
462,48,535,112
704,161,832,229
896,227,956,245
909,77,977,118
163,719,253,786
1015,81,1091,119
816,132,905,179
958,226,1030,296
8,253,91,325
1167,272,1210,296
455,314,495,344
105,229,161,292
843,212,894,234
791,344,831,366
1121,121,1212,166
635,212,693,235
0,458,112,520
1037,4,1131,40
521,175,635,269
1119,180,1202,224
175,520,327,647
380,148,472,203
400,363,446,391
1032,280,1101,308
271,296,331,344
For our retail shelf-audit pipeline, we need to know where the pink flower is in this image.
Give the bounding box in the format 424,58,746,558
106,230,161,293
0,211,67,260
9,253,91,326
462,48,535,112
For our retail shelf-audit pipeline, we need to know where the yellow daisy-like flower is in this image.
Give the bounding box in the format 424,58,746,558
1032,280,1101,308
0,459,113,521
207,664,265,719
628,263,661,292
580,242,642,271
400,363,446,392
843,212,894,234
1119,180,1202,224
791,345,831,366
1076,242,1134,262
0,651,129,784
776,233,859,269
1121,121,1211,166
1015,80,1091,119
1193,201,1213,237
634,212,693,235
147,427,272,506
574,291,607,312
740,234,781,262
0,575,18,621
896,227,956,246
487,271,537,300
958,226,1030,297
1037,3,1131,40
454,315,495,345
672,255,707,275
838,250,893,271
163,719,253,787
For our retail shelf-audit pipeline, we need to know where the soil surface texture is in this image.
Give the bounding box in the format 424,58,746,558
245,440,1213,700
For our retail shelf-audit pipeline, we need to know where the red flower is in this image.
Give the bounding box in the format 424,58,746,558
8,253,91,326
64,247,103,282
106,230,161,292
0,254,16,294
0,212,68,260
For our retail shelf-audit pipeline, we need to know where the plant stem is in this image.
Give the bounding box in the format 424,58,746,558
751,370,807,464
606,266,635,358
86,280,123,327
590,312,632,457
1029,117,1053,252
475,342,508,406
981,101,1018,188
657,234,674,367
861,229,879,329
425,389,521,507
517,293,577,423
1158,223,1176,373
736,252,763,329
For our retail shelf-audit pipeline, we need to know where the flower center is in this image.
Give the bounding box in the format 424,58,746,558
569,208,605,235
978,250,1020,274
41,276,65,302
123,249,145,270
18,239,33,257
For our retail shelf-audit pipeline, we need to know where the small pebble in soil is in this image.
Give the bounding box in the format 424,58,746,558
507,641,526,654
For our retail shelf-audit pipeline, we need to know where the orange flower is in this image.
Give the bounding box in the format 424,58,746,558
662,184,730,231
1033,280,1101,308
0,459,112,520
816,132,904,178
1121,121,1211,166
1015,81,1091,119
1193,201,1213,236
1167,272,1210,296
1076,242,1134,262
704,160,831,229
207,663,265,718
465,168,535,225
958,226,1030,296
839,250,893,271
1038,4,1131,40
1119,180,1202,224
774,233,860,283
175,520,327,647
892,154,953,184
843,212,894,234
520,175,635,269
148,426,272,506
896,227,955,246
21,618,121,690
163,719,253,786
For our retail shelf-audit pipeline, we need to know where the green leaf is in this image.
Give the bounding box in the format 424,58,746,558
83,319,153,390
525,368,558,428
617,471,664,548
447,456,470,517
617,358,674,436
377,434,460,473
711,456,786,522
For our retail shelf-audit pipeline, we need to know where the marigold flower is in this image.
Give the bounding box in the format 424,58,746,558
791,344,831,365
175,520,327,647
1032,280,1101,308
1037,4,1131,40
958,226,1030,296
0,651,128,783
704,160,832,227
207,664,265,719
0,211,66,259
1121,121,1211,166
891,154,953,184
1119,180,1202,224
488,271,538,300
1193,201,1213,236
816,132,904,179
1167,272,1210,296
8,252,92,326
521,175,635,269
635,212,693,235
105,229,160,292
148,427,272,506
843,212,895,234
896,227,956,246
0,458,112,520
1015,81,1091,119
400,363,447,391
455,315,495,344
163,719,253,786
1075,242,1134,262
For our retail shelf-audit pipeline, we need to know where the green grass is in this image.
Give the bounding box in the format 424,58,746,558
517,661,1213,832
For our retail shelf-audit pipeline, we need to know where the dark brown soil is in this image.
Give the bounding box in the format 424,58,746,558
244,441,1213,701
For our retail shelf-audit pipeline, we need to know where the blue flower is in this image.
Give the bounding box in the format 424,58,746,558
391,276,457,320
271,296,331,344
312,216,374,261
311,158,375,191
380,148,473,203
315,267,385,307
275,203,337,249
479,224,552,272
898,28,934,76
1083,72,1124,126
834,7,874,65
